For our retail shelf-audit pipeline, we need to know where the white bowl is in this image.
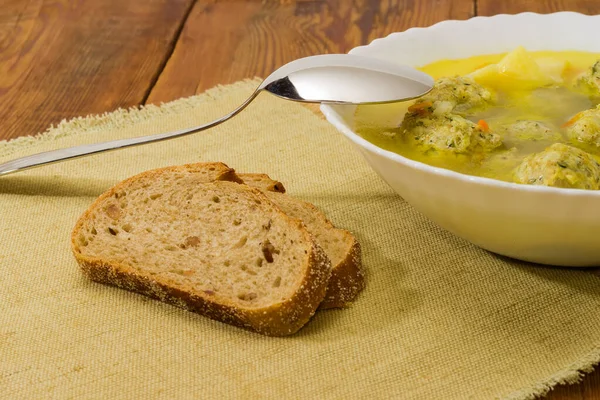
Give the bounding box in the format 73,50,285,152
321,12,600,267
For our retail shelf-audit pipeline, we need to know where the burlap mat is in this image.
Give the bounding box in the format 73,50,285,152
2,79,600,400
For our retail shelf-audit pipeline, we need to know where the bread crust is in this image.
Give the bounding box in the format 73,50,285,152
318,234,364,309
71,164,331,336
237,173,286,193
241,175,365,309
284,202,364,310
74,235,330,336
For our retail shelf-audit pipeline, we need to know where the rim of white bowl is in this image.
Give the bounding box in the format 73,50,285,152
320,11,600,197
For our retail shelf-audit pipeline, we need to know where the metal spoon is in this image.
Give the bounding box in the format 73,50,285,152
0,54,433,176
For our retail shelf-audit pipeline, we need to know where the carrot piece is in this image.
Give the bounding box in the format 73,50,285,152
562,112,584,128
407,101,433,116
561,62,583,82
477,119,490,132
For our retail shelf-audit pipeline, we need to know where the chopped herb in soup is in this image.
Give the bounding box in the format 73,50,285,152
355,47,600,189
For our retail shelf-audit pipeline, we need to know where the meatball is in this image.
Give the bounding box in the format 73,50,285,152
501,120,562,143
414,76,494,115
576,60,600,94
513,143,600,189
564,105,600,150
401,113,502,154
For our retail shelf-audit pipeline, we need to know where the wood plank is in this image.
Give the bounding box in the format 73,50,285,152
582,375,600,400
477,0,600,15
545,372,600,400
0,0,195,141
146,0,475,104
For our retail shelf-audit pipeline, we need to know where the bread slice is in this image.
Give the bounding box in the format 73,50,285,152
237,173,286,193
71,164,331,336
240,174,364,309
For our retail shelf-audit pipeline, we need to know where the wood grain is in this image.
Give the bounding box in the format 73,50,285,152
146,0,474,104
0,0,195,140
477,0,600,15
547,375,600,400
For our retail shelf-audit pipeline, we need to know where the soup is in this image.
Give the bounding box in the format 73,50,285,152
355,47,600,189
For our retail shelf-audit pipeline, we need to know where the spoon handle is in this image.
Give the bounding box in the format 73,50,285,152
0,91,259,177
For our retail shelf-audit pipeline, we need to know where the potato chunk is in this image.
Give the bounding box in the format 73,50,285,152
471,46,563,90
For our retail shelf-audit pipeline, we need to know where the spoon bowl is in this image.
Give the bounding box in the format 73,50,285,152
0,53,433,176
262,54,433,104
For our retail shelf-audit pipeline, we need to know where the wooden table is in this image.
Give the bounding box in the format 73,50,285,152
1,0,599,398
